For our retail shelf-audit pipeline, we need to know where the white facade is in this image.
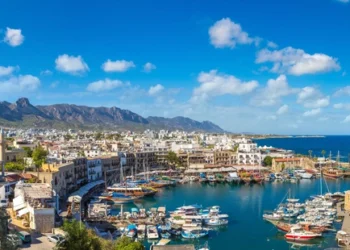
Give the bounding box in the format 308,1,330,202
87,159,102,182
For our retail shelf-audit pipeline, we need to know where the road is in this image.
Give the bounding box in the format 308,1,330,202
20,233,55,250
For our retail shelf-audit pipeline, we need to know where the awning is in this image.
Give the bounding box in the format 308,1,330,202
13,196,26,211
67,180,104,203
17,207,29,217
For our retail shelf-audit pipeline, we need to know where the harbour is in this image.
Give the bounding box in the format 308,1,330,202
82,178,350,249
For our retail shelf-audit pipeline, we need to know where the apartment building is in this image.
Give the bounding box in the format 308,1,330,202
87,158,102,182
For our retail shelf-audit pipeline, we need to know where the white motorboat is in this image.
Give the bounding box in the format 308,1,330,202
147,225,159,240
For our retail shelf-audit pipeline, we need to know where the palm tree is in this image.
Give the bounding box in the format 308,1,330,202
308,150,313,159
321,150,326,159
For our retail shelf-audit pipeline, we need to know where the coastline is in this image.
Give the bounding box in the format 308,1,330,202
253,135,326,140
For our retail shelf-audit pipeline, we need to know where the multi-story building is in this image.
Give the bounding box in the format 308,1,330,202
134,151,157,172
73,158,88,187
101,155,120,180
87,158,102,182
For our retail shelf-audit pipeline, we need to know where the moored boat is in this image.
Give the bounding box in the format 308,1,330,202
147,225,159,240
322,168,344,179
181,229,209,239
137,224,146,239
285,226,322,241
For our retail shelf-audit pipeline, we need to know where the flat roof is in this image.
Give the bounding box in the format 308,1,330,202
19,183,52,199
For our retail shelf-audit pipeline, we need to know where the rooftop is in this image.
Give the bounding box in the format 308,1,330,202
18,183,52,199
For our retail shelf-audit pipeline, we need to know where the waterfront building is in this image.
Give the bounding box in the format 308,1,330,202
87,158,102,182
13,182,55,233
345,191,350,212
271,157,315,172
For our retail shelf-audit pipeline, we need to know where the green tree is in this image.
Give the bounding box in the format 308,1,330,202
5,161,24,172
321,150,326,159
308,150,313,159
166,151,180,168
55,220,102,250
94,132,103,141
22,147,33,157
115,237,144,250
32,146,48,169
263,156,273,166
0,208,17,250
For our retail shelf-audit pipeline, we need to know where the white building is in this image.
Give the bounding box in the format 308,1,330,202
13,183,55,233
237,139,262,165
87,158,102,182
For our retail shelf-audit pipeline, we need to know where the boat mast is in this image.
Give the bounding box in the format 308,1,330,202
120,157,124,184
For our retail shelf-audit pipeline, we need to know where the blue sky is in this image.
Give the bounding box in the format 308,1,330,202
1,0,350,134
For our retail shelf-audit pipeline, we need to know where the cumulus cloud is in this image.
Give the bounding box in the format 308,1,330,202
4,27,24,47
303,108,321,117
256,47,340,76
148,84,164,96
334,86,350,97
277,104,289,115
251,75,297,106
40,70,53,76
191,70,258,103
0,66,18,76
143,62,156,73
267,41,278,48
209,18,256,48
55,54,89,75
102,59,135,72
0,75,40,92
344,115,350,123
87,78,124,92
297,87,330,108
333,103,350,110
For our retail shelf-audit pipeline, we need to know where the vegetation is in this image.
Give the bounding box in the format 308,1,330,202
32,146,48,169
263,156,273,166
56,220,144,250
94,132,104,141
321,150,326,158
233,145,239,152
308,150,313,158
0,208,17,250
5,160,25,172
64,134,73,141
23,146,33,157
166,151,180,168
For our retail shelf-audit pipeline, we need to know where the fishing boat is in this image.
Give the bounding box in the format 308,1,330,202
206,217,228,226
147,225,159,240
294,170,313,179
160,231,171,239
137,224,146,239
169,229,182,236
322,168,344,179
207,175,217,183
215,174,225,183
253,173,264,184
107,184,157,197
181,229,209,239
241,175,252,184
226,172,241,183
190,176,198,182
285,226,322,241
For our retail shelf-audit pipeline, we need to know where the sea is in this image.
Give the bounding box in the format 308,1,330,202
254,135,350,162
112,136,350,250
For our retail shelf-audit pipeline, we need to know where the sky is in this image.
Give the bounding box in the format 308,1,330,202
0,0,350,135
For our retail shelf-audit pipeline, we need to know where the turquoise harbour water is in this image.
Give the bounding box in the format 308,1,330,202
116,179,350,250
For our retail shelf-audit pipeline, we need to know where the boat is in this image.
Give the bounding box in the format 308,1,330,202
226,172,241,183
160,231,171,239
207,175,216,183
126,224,137,238
322,168,344,179
294,170,313,179
181,229,209,239
97,192,141,204
169,229,182,236
107,184,157,197
189,176,198,182
253,173,264,184
147,225,159,240
285,226,322,241
137,224,146,239
263,212,283,221
206,217,228,226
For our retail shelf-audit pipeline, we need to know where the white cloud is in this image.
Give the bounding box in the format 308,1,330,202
277,104,289,115
102,59,135,72
0,66,18,76
148,84,164,96
267,41,278,48
256,47,340,75
191,70,258,102
55,54,89,75
0,75,40,92
333,103,350,110
251,75,297,106
143,62,156,73
87,78,123,92
297,87,330,108
4,27,24,47
344,115,350,123
40,70,53,76
303,108,321,117
334,86,350,97
208,18,256,48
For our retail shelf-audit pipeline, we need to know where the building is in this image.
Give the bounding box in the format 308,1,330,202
13,183,55,233
87,158,102,182
345,191,350,212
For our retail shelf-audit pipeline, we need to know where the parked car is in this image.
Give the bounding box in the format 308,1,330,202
0,199,8,208
47,234,64,244
17,231,31,244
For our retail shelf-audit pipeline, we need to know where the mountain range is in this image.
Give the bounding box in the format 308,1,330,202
0,98,224,133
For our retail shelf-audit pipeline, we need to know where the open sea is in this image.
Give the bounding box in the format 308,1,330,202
254,136,350,162
112,136,350,249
